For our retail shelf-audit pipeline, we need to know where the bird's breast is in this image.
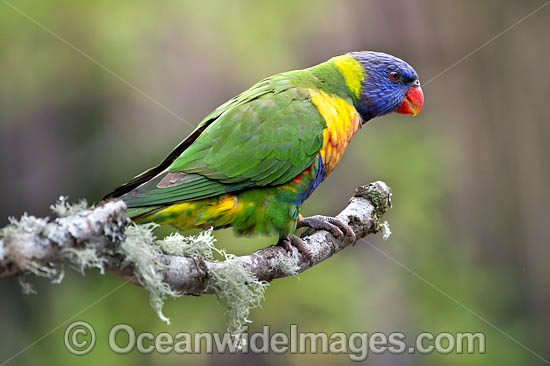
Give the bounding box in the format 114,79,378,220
310,90,361,176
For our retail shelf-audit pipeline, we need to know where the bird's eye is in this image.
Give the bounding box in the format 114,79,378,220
389,71,401,81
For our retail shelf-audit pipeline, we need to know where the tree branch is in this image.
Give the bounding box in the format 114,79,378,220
0,182,392,295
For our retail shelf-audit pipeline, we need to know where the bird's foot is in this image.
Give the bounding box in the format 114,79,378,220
297,215,356,243
277,235,313,264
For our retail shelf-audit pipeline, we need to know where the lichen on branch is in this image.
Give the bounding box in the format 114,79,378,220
0,181,392,332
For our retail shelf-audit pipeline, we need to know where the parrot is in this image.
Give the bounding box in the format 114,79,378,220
104,51,424,262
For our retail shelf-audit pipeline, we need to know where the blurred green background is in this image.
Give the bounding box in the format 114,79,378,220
1,0,549,365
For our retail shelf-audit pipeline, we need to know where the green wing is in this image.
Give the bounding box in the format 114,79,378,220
116,74,326,209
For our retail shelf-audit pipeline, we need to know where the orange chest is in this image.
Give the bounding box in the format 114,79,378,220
310,90,361,175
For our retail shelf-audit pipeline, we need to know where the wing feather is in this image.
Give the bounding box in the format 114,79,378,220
118,73,327,208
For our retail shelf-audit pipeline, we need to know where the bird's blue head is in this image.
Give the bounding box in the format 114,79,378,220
347,51,424,122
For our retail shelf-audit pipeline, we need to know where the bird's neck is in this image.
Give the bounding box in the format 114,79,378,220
309,55,364,105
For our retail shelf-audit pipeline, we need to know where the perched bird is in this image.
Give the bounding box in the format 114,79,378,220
104,51,423,261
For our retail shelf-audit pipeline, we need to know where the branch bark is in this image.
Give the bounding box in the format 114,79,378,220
0,181,392,295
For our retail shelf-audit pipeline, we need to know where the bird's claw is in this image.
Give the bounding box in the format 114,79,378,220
278,235,314,264
297,215,357,243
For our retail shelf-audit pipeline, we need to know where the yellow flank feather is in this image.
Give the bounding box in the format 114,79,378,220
135,169,316,234
332,55,365,98
146,194,242,230
310,90,361,175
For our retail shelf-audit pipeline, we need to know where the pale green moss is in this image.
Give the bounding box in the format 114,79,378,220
61,247,108,274
119,223,179,324
50,196,88,217
160,228,216,260
271,253,300,276
208,250,268,339
381,220,392,240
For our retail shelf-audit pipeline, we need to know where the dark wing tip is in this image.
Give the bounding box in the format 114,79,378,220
102,166,158,200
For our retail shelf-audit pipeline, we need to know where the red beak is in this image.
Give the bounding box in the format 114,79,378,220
395,85,424,116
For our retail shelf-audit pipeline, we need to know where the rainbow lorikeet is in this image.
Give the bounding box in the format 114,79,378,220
104,51,423,261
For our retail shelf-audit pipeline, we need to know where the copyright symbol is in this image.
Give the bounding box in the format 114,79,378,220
64,321,96,355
